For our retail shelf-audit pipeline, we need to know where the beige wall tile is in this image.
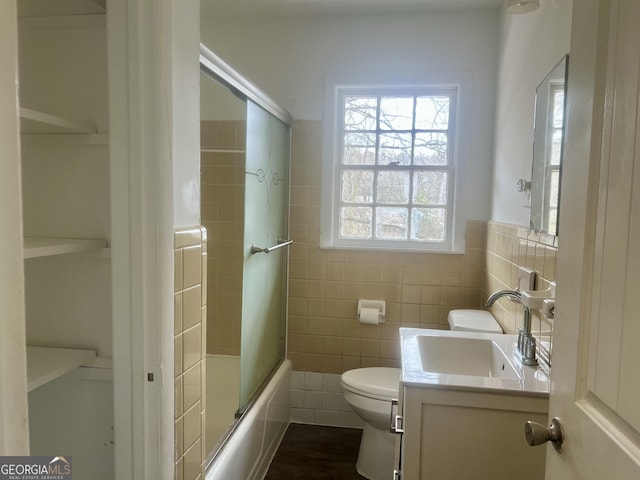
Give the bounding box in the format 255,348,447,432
183,246,202,289
175,416,184,459
183,400,201,452
183,438,201,480
183,362,201,412
283,121,562,375
175,293,183,335
176,228,202,249
183,324,202,371
176,457,184,480
182,286,202,331
175,371,184,418
174,226,207,471
175,335,183,378
175,250,183,292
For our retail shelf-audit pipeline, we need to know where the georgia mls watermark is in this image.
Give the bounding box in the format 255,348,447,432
0,456,71,480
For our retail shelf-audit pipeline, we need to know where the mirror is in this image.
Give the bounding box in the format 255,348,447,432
530,55,568,235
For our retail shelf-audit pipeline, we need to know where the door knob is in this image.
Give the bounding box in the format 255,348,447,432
525,417,564,451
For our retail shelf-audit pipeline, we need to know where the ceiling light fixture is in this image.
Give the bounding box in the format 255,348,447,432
506,0,540,13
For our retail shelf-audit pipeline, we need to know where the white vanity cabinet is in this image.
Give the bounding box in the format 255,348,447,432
17,2,114,477
396,384,548,480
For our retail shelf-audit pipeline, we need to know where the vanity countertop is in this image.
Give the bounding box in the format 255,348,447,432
400,327,550,397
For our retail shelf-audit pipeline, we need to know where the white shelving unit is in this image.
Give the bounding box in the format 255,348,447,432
23,237,107,259
26,346,97,392
17,7,114,477
19,107,96,134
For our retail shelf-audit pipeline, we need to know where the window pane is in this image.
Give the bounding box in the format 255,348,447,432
379,97,414,131
379,133,411,165
413,171,447,205
415,96,450,130
377,170,409,204
549,169,560,207
341,170,374,204
341,207,372,239
411,208,446,241
414,132,448,165
344,96,377,131
548,208,557,234
552,90,564,128
376,207,408,240
343,132,376,165
550,129,562,166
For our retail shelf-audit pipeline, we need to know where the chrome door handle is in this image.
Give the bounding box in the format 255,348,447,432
525,417,564,451
250,238,293,254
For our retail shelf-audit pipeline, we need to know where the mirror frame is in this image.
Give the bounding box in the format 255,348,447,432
529,54,569,236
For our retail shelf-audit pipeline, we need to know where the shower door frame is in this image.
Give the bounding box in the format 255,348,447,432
199,42,292,465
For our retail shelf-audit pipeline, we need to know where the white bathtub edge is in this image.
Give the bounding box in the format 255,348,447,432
205,359,291,480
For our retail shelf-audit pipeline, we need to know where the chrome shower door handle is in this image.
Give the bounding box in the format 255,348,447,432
250,238,293,254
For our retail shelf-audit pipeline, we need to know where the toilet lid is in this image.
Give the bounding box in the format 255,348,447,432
341,367,400,400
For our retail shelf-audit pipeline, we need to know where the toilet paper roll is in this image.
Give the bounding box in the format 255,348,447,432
359,307,380,325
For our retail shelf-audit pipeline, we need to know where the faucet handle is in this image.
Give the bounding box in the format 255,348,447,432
521,334,538,366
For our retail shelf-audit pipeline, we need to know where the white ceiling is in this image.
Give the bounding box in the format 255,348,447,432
202,0,504,19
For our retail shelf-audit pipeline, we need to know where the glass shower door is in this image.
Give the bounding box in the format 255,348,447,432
239,100,289,411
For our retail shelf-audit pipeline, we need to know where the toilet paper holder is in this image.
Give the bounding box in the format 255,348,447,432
357,299,386,324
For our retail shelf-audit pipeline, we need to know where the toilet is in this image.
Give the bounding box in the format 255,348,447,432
341,367,401,480
341,311,500,480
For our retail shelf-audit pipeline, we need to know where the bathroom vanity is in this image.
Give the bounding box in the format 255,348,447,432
395,328,550,480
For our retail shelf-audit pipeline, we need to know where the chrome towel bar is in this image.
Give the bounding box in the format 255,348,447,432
250,238,293,255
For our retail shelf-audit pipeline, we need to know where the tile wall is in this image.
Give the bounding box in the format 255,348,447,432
290,371,363,427
484,220,557,364
200,120,246,356
287,120,488,374
174,227,208,480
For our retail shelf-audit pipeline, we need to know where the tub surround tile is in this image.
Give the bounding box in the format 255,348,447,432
183,246,202,289
175,226,207,480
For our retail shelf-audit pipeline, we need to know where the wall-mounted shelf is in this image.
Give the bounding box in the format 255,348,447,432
20,107,96,134
23,237,107,259
21,133,109,145
27,345,97,392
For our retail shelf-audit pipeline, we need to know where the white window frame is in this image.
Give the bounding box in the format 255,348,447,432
321,77,468,252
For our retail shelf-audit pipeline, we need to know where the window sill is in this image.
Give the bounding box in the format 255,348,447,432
318,242,465,255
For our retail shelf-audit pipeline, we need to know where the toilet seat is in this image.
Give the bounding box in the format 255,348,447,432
341,367,400,401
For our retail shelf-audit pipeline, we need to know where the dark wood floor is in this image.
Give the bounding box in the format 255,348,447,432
265,423,366,479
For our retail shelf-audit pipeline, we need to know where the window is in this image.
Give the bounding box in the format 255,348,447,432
321,85,459,251
545,83,564,234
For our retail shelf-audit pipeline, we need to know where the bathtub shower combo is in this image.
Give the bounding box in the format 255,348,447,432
199,44,293,479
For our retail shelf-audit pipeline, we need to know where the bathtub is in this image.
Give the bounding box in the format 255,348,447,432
205,358,291,480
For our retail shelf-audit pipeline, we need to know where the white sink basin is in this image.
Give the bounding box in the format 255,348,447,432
417,334,520,380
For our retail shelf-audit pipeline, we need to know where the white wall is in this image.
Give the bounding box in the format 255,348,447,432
172,0,202,227
201,73,246,121
491,0,573,225
201,10,500,225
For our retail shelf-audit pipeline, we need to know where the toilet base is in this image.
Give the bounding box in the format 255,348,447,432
355,423,397,480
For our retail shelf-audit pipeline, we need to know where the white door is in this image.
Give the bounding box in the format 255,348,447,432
545,0,640,477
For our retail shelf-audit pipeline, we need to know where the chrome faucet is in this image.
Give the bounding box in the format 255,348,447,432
485,290,538,366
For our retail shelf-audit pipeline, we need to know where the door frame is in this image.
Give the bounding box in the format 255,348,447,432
109,0,176,478
0,0,30,455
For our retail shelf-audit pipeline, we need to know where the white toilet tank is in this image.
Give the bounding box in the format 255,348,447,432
447,309,503,333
